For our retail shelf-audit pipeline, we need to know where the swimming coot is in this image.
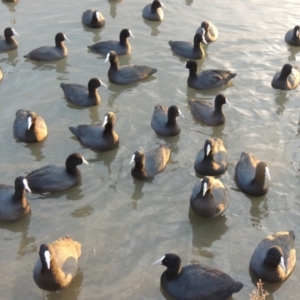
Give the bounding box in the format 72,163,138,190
26,153,89,193
129,144,170,180
151,104,184,137
87,29,134,55
82,10,105,28
184,60,236,90
13,109,48,143
284,26,300,46
0,27,18,51
0,177,31,221
105,50,157,84
271,63,300,90
250,231,296,283
169,33,206,59
69,112,119,151
188,94,229,126
196,21,218,42
154,253,243,300
33,236,81,291
24,32,69,61
190,176,229,218
60,78,106,107
142,0,165,21
235,152,270,196
194,138,228,175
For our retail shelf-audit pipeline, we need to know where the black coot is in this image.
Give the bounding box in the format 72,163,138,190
129,144,170,180
184,60,236,90
13,109,48,143
188,94,229,126
24,32,69,61
235,152,270,196
105,50,157,84
250,231,296,283
190,176,229,218
26,153,89,193
151,104,184,137
60,78,106,107
69,112,119,151
194,138,228,175
33,236,81,291
154,253,243,300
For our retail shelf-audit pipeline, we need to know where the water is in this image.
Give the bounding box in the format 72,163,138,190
0,0,300,299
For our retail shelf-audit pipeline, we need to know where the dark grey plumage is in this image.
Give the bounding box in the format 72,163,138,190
13,109,47,143
0,177,31,221
169,33,206,59
26,153,88,193
0,27,18,51
129,145,170,180
151,104,184,137
69,112,119,151
87,29,133,55
24,32,68,61
194,138,228,175
82,10,105,28
33,236,81,291
185,60,236,90
188,94,228,126
271,63,300,90
284,26,300,46
250,231,296,283
154,253,243,300
235,152,270,196
142,0,165,21
105,50,157,85
190,176,229,218
60,78,105,107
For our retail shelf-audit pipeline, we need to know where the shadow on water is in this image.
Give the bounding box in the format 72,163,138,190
107,0,123,19
186,83,232,99
87,147,119,177
34,185,85,201
185,0,193,5
82,25,103,44
71,204,94,218
248,195,269,229
16,139,47,161
142,19,162,37
43,268,84,300
0,48,19,66
1,0,18,13
188,208,229,258
155,134,181,154
24,57,70,75
287,45,300,62
0,211,37,258
274,91,288,116
131,179,145,205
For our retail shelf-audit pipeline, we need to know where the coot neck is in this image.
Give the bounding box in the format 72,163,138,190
164,264,182,278
110,59,120,71
119,35,128,46
252,169,265,185
103,123,113,135
55,38,65,49
188,66,198,78
88,85,99,98
12,188,26,203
